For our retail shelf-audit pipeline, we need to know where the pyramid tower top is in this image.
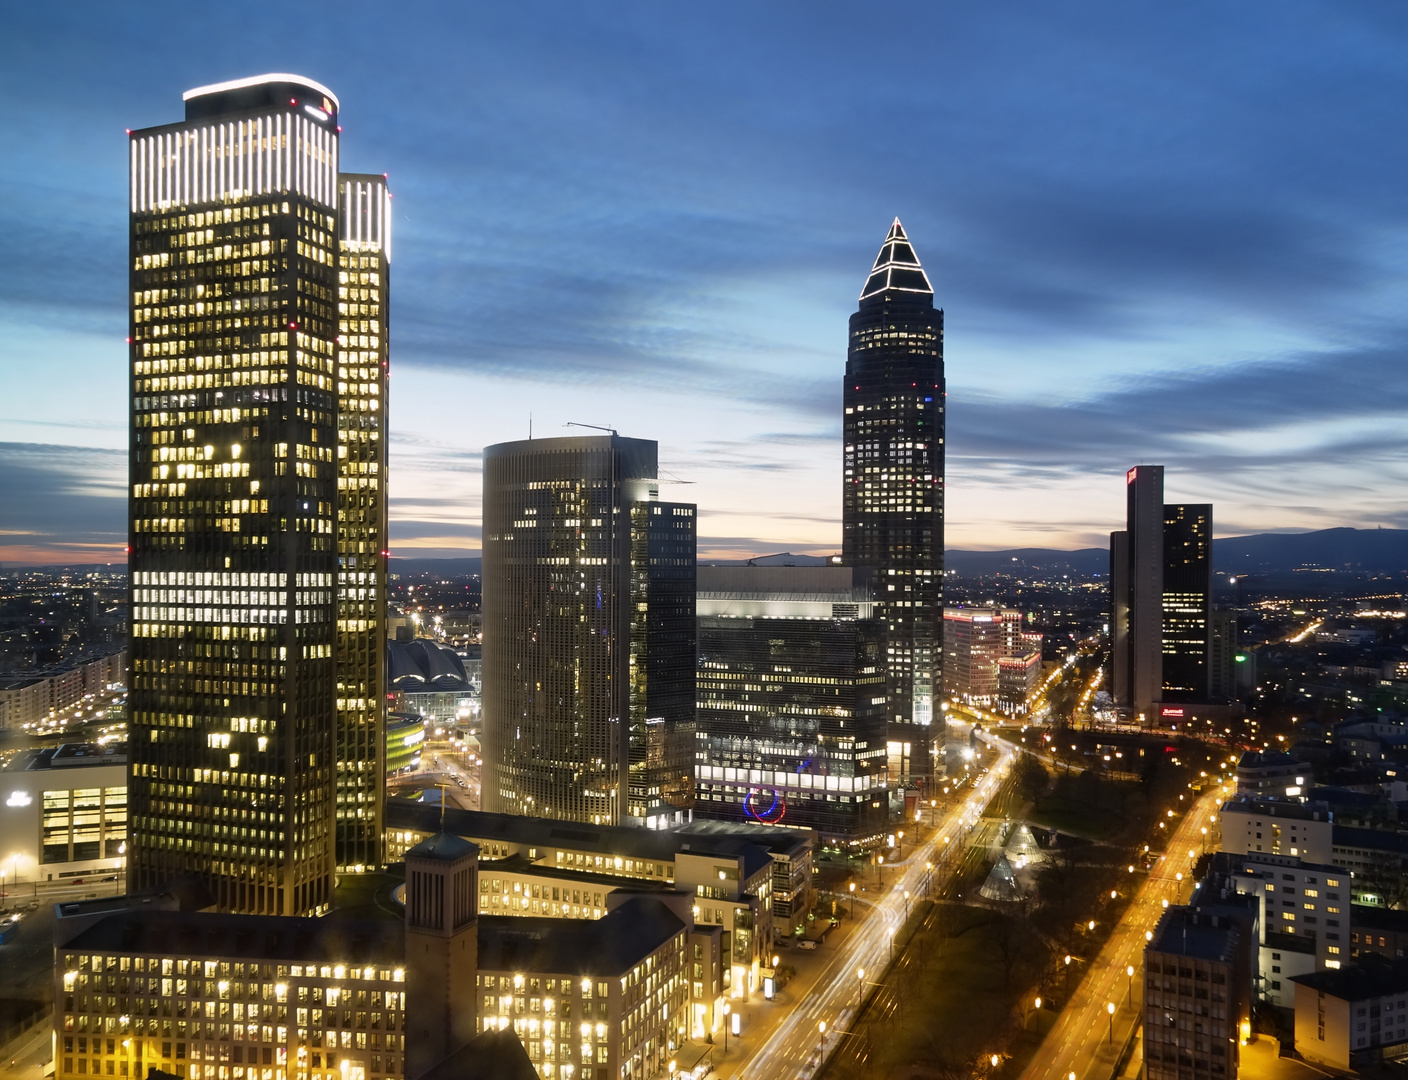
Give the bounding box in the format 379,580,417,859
859,218,934,303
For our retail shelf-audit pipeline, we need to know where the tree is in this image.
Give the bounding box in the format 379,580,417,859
1016,754,1049,805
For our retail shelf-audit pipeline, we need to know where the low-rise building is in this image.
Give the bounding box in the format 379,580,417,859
1220,853,1349,972
475,896,690,1080
1235,751,1311,799
1143,905,1251,1080
384,801,802,998
1292,956,1408,1070
1350,905,1408,960
0,650,126,730
1218,797,1333,863
0,742,127,887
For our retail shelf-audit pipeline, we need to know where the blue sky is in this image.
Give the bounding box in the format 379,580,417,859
3,1,1408,563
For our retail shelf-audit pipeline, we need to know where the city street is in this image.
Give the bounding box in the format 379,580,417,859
1017,785,1225,1080
718,724,1018,1079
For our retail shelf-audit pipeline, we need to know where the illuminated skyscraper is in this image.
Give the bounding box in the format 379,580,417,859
842,219,945,789
1111,468,1214,720
481,435,696,827
126,75,389,914
1161,503,1212,702
334,175,391,869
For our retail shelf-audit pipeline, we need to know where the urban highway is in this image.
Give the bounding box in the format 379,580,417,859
1016,784,1226,1080
728,723,1018,1079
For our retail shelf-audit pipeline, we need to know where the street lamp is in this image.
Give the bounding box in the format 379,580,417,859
856,967,864,1011
1126,965,1135,1006
903,889,910,922
1107,1001,1116,1044
849,881,856,918
1031,997,1042,1031
818,1020,827,1064
722,1002,731,1054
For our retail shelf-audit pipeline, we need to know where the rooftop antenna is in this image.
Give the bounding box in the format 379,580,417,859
529,412,532,440
565,422,617,436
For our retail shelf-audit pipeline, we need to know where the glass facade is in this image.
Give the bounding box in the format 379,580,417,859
334,176,391,870
1162,503,1212,701
481,436,696,827
842,220,945,788
695,607,888,845
42,787,127,864
126,76,387,915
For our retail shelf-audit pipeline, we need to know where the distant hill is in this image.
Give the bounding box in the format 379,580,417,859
1214,527,1408,574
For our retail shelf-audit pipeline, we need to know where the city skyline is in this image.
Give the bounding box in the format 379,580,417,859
6,3,1408,565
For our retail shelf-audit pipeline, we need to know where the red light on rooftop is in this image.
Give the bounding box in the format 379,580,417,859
337,126,343,133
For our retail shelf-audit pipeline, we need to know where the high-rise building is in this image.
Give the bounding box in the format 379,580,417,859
334,174,391,869
842,219,945,790
1111,468,1216,720
1162,503,1212,702
694,565,888,846
943,607,1042,711
1111,465,1166,720
126,74,388,914
481,435,696,828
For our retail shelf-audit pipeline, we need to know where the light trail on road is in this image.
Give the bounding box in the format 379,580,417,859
729,724,1018,1080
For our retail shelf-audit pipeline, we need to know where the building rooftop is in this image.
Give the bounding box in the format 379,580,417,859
388,638,471,692
477,897,685,977
1349,904,1408,934
406,832,478,864
415,1030,537,1080
1334,826,1408,854
1148,908,1241,964
1292,955,1408,1001
1220,796,1331,822
2,742,126,772
387,799,791,879
62,910,403,966
1238,750,1307,771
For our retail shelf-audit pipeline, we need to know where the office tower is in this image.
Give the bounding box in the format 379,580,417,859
481,435,696,827
941,609,1005,703
1208,607,1240,702
842,219,945,790
126,75,388,914
694,565,888,846
1162,504,1212,702
1110,465,1165,719
335,175,391,869
943,608,1042,711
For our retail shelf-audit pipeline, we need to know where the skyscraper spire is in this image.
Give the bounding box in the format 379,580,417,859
859,217,934,302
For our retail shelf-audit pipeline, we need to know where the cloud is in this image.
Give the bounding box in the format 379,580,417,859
0,442,125,563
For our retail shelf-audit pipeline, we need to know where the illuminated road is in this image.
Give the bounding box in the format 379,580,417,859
728,725,1018,1079
1017,785,1226,1080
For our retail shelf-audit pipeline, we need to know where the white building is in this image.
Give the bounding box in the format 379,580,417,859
1219,797,1333,863
0,742,126,887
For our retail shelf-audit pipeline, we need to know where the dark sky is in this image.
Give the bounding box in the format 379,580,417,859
3,2,1407,562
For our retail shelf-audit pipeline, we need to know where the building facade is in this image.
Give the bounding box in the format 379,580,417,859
0,743,127,887
0,650,127,731
126,74,388,915
334,174,391,871
1111,465,1165,718
841,219,945,790
1162,504,1212,703
694,565,888,846
480,435,696,828
1143,907,1250,1080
